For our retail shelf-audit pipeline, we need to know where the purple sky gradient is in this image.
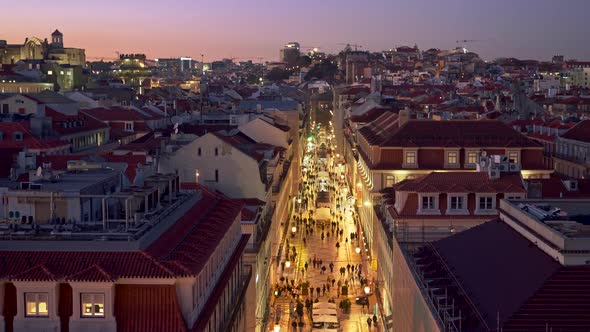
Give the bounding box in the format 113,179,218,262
2,0,588,62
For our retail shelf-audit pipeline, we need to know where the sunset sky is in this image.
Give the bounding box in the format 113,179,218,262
2,0,588,62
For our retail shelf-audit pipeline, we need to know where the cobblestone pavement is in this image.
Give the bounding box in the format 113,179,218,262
272,124,381,332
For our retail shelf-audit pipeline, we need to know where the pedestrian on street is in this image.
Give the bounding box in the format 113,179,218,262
335,242,340,249
367,317,372,329
331,278,336,287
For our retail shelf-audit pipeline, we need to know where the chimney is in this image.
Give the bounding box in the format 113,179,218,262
398,107,410,128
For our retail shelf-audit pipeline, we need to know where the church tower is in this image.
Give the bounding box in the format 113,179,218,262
51,29,63,48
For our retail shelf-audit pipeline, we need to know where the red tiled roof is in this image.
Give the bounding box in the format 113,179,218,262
81,107,150,122
66,264,114,282
527,175,590,199
45,107,109,136
394,172,526,194
0,190,244,282
561,120,590,143
361,119,541,148
0,122,70,150
115,285,187,332
12,264,56,282
350,108,396,123
527,133,556,143
146,189,244,277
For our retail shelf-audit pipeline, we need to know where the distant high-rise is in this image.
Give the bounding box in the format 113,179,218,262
280,42,300,64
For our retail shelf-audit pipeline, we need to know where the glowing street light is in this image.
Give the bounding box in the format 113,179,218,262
291,226,297,233
297,198,302,204
285,261,291,268
364,286,371,294
274,324,281,332
355,247,361,254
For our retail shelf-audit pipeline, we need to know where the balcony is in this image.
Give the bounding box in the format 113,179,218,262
221,265,252,332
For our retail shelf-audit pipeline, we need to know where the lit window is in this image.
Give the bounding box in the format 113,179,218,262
25,293,49,317
508,151,519,164
422,196,435,210
385,175,395,187
81,293,104,318
405,151,416,165
467,152,478,164
479,196,494,210
47,70,53,75
450,196,464,210
447,152,458,165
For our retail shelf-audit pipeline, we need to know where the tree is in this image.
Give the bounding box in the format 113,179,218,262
304,60,338,81
265,67,291,81
296,55,311,68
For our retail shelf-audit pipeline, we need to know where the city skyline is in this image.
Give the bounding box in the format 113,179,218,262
2,0,589,62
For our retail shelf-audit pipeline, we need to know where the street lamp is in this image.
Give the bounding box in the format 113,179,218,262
274,324,281,332
291,226,297,233
364,286,371,295
355,247,361,254
297,198,302,204
285,261,291,268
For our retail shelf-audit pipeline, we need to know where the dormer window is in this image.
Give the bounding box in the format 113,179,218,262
25,293,49,317
81,293,105,318
14,132,23,141
403,150,417,168
418,194,440,215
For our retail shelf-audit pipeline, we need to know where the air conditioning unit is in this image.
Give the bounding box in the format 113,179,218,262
498,164,508,172
509,163,521,172
488,169,500,180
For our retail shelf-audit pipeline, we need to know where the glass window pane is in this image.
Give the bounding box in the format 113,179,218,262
26,300,37,316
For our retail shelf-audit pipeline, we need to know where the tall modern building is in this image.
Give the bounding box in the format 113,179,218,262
279,42,300,64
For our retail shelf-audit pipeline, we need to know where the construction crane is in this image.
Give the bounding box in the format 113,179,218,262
337,43,363,51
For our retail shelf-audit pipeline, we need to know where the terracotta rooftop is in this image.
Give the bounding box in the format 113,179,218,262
561,120,590,143
393,172,526,194
360,119,541,148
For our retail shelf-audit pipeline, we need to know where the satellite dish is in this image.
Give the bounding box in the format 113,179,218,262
36,166,43,177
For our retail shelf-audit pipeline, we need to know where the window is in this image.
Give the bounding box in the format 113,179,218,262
405,151,416,165
81,293,104,318
25,293,49,317
124,122,133,132
508,151,519,164
47,70,53,75
467,152,478,165
1,104,8,114
384,175,395,188
447,151,458,165
422,196,435,210
450,196,464,210
214,148,219,156
215,169,219,182
14,132,23,141
197,147,201,156
479,196,494,210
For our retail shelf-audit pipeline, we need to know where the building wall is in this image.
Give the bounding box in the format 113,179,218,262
391,240,441,332
159,134,267,200
0,95,38,115
0,82,53,94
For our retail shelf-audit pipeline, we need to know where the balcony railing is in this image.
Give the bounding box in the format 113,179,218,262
554,153,590,165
